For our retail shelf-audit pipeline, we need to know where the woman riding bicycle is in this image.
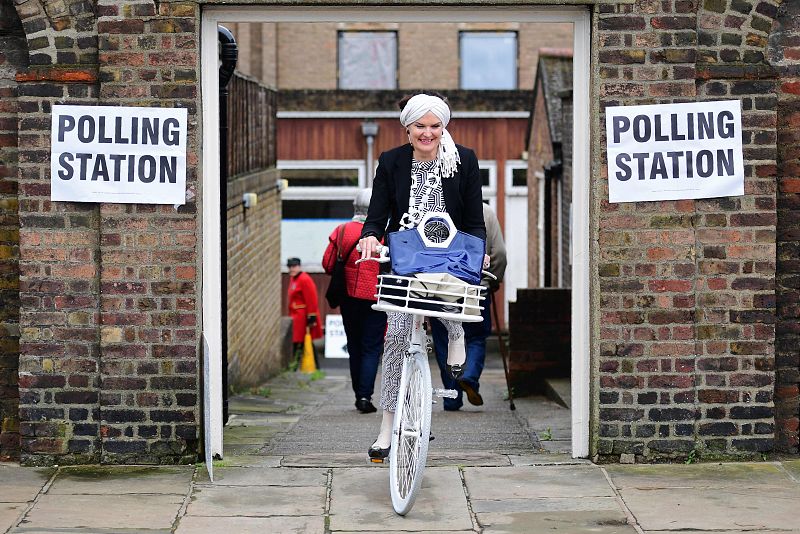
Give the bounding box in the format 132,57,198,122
358,93,486,460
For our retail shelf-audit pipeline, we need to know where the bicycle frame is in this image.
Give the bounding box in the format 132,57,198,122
358,243,488,516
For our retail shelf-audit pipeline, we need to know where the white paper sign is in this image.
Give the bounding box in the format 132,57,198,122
51,105,187,205
606,100,744,203
324,314,349,359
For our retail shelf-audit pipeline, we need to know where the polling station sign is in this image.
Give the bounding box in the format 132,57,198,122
51,105,187,205
606,100,744,203
324,314,348,359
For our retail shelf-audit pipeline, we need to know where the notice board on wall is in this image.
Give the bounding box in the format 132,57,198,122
50,105,187,205
605,100,744,203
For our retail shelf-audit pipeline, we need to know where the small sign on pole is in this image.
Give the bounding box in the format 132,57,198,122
50,105,188,205
606,100,744,203
324,314,349,359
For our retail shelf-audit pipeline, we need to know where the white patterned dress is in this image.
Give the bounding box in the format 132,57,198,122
379,159,465,412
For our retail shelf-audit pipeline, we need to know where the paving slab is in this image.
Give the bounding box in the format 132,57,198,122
195,466,327,486
0,466,53,502
472,496,621,513
1,503,25,533
782,459,800,482
175,515,324,534
620,486,800,532
605,462,797,490
335,531,473,534
645,531,796,534
329,467,473,531
226,414,300,427
48,466,193,495
282,453,371,467
12,528,172,533
478,510,635,534
222,444,269,456
186,484,326,517
507,453,589,466
539,440,571,454
214,455,283,467
426,451,511,467
465,465,614,500
19,494,184,530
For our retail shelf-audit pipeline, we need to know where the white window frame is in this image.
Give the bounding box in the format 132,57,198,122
277,159,366,199
277,160,364,274
505,159,528,196
202,6,592,461
479,159,497,211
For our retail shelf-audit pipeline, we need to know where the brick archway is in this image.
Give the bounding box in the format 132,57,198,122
1,0,797,465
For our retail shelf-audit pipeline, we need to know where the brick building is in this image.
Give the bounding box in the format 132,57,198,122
0,0,798,466
220,21,573,327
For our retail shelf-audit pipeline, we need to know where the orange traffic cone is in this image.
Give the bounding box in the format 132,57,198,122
299,327,317,373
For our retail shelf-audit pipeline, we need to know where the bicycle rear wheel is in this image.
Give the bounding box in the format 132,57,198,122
389,350,432,515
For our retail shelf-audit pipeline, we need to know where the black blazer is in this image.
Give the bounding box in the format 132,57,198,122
361,143,486,241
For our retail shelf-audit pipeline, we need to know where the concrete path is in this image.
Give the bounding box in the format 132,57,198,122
2,357,798,533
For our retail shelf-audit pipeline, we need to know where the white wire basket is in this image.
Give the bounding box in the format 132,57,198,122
372,273,485,323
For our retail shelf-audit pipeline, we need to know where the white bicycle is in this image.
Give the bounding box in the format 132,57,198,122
359,240,488,516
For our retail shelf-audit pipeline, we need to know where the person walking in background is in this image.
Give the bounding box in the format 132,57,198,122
323,189,387,414
431,202,506,410
287,257,323,360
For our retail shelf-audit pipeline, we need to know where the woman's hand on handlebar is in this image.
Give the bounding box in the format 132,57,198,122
359,235,380,261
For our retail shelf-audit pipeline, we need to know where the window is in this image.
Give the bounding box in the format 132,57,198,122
280,168,359,188
511,167,527,187
460,32,518,90
278,161,365,272
338,31,397,89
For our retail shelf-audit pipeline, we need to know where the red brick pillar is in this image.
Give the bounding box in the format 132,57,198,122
95,1,200,463
13,0,104,465
772,1,800,454
596,0,780,461
0,0,26,462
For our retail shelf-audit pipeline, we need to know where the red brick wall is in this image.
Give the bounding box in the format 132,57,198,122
597,0,783,461
11,0,202,466
14,0,103,464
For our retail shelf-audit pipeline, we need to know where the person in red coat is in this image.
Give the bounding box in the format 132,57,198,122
323,188,387,413
287,257,323,358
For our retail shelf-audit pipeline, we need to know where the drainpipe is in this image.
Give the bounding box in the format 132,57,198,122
218,25,237,426
361,121,379,186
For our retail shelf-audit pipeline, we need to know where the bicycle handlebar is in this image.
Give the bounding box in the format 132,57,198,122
355,244,390,264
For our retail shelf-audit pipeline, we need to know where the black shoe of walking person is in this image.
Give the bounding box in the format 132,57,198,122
355,398,377,413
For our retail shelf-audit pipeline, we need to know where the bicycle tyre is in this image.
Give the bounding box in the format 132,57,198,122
389,349,432,515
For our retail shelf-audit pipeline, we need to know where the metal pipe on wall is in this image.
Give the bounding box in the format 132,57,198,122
361,121,379,186
218,25,237,426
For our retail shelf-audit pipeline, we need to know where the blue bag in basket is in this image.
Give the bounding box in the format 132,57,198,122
387,212,485,286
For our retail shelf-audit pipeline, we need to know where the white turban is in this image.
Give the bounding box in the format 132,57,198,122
399,94,460,179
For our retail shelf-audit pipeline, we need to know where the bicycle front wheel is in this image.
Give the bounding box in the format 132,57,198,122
389,350,432,515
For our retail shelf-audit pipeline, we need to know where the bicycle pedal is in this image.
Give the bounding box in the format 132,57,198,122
433,388,458,399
